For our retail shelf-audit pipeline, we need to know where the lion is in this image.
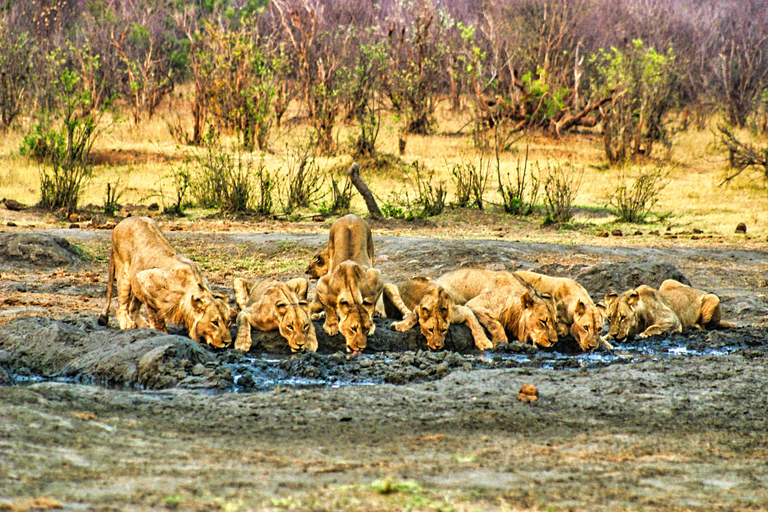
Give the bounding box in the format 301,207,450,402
382,277,493,351
605,279,735,340
315,214,383,352
305,248,330,280
435,268,559,349
232,277,317,353
98,216,232,348
514,270,611,351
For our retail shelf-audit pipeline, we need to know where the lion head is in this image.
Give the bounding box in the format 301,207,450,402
605,290,640,340
306,248,330,280
271,280,318,352
570,300,606,351
333,263,383,352
414,286,453,350
187,287,233,348
517,291,559,348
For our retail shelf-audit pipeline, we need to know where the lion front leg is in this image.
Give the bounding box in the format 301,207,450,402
234,309,255,352
322,305,341,336
452,305,493,350
466,305,507,347
392,310,419,332
128,294,149,328
638,316,681,338
145,305,168,333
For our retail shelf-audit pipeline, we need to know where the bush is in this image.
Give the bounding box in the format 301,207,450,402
320,168,354,215
498,147,539,216
607,166,669,223
410,162,446,217
283,141,325,212
542,162,583,223
451,156,490,209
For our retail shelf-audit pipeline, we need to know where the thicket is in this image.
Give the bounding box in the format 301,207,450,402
2,0,767,216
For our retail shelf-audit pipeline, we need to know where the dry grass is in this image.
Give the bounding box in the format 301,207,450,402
1,95,767,240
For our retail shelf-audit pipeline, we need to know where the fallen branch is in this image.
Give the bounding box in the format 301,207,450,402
347,162,383,219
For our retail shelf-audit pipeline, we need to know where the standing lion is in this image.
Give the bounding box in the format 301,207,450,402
98,217,232,348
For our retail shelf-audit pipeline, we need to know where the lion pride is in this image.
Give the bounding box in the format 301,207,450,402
98,217,232,348
233,277,317,353
605,279,735,340
514,270,611,351
315,214,383,352
383,277,493,351
436,268,559,348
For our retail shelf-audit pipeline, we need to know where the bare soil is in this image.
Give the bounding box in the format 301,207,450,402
2,207,768,512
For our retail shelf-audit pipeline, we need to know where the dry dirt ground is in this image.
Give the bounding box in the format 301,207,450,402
2,206,768,512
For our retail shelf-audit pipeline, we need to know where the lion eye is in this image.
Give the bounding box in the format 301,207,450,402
212,320,219,327
303,324,309,331
339,300,349,306
540,319,547,326
287,325,294,331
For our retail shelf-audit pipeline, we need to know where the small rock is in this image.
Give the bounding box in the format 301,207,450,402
518,384,539,403
68,223,80,229
68,214,80,223
736,222,747,234
633,230,643,236
148,203,159,211
596,231,609,238
312,215,324,222
611,229,623,237
192,363,206,376
6,222,17,227
693,228,704,234
649,230,660,236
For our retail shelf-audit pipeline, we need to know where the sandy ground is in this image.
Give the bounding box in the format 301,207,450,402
2,208,768,511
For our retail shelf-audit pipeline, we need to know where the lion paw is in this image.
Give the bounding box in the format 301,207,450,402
392,320,410,332
323,322,340,337
310,312,325,321
234,335,252,352
475,336,494,351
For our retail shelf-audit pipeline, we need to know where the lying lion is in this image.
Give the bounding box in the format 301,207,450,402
605,279,736,340
382,277,493,351
233,277,317,353
98,217,232,348
436,268,558,349
514,270,611,351
315,214,383,352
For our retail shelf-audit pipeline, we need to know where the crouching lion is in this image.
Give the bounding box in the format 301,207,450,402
382,277,493,351
436,268,559,349
98,217,232,348
233,277,317,353
605,279,735,340
315,214,383,352
514,270,611,351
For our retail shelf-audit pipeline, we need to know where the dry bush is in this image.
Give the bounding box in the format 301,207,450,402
451,155,491,209
607,166,669,223
321,168,354,215
542,161,583,223
409,161,446,217
282,141,325,212
498,147,540,216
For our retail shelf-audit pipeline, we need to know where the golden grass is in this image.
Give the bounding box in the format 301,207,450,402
1,95,767,240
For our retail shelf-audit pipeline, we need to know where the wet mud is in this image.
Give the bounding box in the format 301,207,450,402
2,229,768,511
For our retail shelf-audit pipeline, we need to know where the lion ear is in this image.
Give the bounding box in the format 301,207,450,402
573,300,586,316
233,278,254,309
366,268,383,288
520,291,535,309
626,291,640,307
604,291,618,306
286,278,309,300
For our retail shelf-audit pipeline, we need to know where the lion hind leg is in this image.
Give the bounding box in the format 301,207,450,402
698,294,735,329
116,273,137,329
453,305,493,350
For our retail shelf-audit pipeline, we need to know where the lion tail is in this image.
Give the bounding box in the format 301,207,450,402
97,249,116,326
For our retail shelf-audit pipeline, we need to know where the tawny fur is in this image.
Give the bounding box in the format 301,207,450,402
383,276,493,351
605,279,735,340
233,277,317,353
98,217,232,348
514,271,611,351
435,268,559,349
314,214,383,352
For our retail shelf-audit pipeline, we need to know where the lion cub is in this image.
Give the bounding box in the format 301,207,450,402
233,277,317,353
382,277,493,351
436,268,559,349
514,271,611,351
605,279,735,340
98,217,232,348
315,214,383,352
